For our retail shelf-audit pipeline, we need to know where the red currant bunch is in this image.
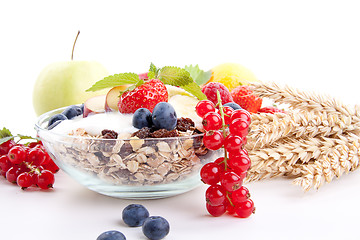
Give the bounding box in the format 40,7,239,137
196,93,255,218
0,129,59,190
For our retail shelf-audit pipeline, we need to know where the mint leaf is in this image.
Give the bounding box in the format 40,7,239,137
180,82,207,100
148,62,160,79
158,66,207,100
159,66,193,85
185,64,212,85
86,73,140,92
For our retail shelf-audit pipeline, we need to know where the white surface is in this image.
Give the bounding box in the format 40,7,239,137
1,1,360,239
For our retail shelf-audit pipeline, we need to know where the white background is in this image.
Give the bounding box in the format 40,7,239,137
1,0,360,239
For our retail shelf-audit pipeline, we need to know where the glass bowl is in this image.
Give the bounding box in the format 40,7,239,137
35,107,223,199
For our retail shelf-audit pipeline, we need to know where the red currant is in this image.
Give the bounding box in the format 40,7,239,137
196,100,216,118
206,203,226,217
0,139,16,155
202,112,222,131
223,134,244,154
214,157,226,172
8,146,27,164
200,162,222,185
6,166,25,184
203,130,224,150
220,171,243,192
41,159,59,173
228,154,251,173
0,155,12,173
205,184,226,206
235,199,255,218
27,148,47,166
232,186,250,204
222,106,234,125
17,172,33,189
229,119,250,138
36,170,55,189
230,109,251,125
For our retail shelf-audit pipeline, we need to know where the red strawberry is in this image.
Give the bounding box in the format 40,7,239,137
118,79,168,113
230,86,262,113
201,82,233,106
258,106,286,114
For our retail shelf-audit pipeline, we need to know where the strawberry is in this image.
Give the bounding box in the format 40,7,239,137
258,106,286,114
230,86,262,113
201,82,233,106
118,79,168,113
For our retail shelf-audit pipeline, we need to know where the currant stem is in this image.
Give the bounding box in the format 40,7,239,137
226,192,234,207
216,90,229,171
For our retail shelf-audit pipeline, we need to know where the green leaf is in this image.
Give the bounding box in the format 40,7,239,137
0,127,12,139
158,66,207,100
184,64,212,85
158,66,193,86
86,73,140,92
180,82,207,100
148,62,159,79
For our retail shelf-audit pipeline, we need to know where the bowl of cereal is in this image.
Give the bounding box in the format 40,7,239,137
35,105,222,199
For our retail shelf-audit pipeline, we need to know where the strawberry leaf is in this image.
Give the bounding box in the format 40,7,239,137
185,64,212,86
86,73,140,92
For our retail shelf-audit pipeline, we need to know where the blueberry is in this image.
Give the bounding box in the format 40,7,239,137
142,216,170,240
151,102,177,131
97,230,126,240
62,105,83,119
223,102,242,110
122,204,150,227
132,108,153,129
47,113,67,129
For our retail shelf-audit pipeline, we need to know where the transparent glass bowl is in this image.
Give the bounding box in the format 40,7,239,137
35,107,223,199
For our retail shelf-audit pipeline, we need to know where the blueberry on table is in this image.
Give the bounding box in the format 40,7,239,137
47,113,67,129
132,108,153,129
62,105,83,119
142,216,170,240
97,230,126,240
151,102,177,131
223,102,242,110
122,204,150,227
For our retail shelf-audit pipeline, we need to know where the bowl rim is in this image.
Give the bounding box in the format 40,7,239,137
35,106,204,142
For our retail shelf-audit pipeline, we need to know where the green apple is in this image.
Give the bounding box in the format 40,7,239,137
33,61,109,116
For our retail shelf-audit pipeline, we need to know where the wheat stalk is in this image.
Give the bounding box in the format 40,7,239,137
248,110,360,149
243,82,360,191
251,81,360,123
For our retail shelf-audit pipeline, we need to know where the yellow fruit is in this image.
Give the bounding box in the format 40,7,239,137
208,63,258,91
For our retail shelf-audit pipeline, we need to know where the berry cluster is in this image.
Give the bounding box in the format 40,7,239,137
0,138,59,190
97,204,170,240
196,95,255,218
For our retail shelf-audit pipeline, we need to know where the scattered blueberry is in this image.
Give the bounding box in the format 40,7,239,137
152,102,177,131
223,102,242,110
132,108,153,129
142,216,170,240
97,230,126,240
47,113,67,129
122,204,150,227
62,105,83,119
